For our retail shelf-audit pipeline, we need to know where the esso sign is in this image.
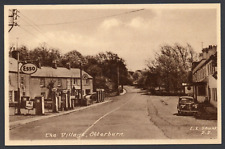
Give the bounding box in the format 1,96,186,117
20,63,37,74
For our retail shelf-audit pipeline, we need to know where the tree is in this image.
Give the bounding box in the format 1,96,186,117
133,70,142,84
96,51,128,90
146,43,197,93
61,50,86,68
79,51,129,92
29,44,62,67
84,56,103,91
9,45,29,62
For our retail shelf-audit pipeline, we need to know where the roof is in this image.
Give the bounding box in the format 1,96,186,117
192,52,217,73
192,59,206,73
31,67,93,79
9,57,22,72
9,57,92,79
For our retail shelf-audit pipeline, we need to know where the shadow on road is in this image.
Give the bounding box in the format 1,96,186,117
194,113,217,120
173,112,217,120
173,113,195,117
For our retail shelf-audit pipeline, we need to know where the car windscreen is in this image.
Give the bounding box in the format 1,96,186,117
180,98,194,104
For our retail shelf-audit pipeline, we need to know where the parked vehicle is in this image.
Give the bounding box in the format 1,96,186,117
177,96,198,115
83,94,94,106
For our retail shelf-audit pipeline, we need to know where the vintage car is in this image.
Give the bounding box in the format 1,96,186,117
177,96,198,115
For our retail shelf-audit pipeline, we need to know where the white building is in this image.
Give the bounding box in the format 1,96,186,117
192,45,217,108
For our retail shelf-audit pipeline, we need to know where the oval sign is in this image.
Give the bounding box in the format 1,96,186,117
20,63,37,74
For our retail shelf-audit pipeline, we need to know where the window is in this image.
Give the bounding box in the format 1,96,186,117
73,78,76,84
86,89,91,95
208,63,211,74
71,86,76,96
197,85,206,96
76,89,84,99
21,76,25,85
83,79,89,86
208,87,211,101
207,62,216,75
212,88,217,102
14,91,18,102
212,65,215,74
208,62,214,75
41,92,46,98
58,78,62,87
9,91,13,103
67,79,71,89
9,76,11,85
77,79,80,85
203,67,206,78
40,78,45,87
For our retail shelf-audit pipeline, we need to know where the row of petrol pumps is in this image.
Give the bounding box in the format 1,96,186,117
19,89,105,115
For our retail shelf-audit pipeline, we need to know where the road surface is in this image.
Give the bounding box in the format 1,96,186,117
10,86,217,140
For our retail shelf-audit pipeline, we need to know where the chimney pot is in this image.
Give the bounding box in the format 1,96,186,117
52,60,57,69
35,60,41,68
66,62,71,69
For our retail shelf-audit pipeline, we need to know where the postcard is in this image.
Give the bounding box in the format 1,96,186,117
4,4,221,145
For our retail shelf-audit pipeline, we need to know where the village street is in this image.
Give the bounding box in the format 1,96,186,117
10,86,217,140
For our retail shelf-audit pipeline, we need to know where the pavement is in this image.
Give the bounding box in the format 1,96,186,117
9,88,127,130
9,100,113,130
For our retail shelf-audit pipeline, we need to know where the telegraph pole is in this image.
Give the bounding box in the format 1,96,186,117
9,9,20,114
117,60,120,95
80,62,83,104
8,9,19,32
16,37,21,115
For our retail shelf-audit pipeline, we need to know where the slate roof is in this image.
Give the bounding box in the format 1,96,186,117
9,57,92,79
31,67,92,79
192,59,206,73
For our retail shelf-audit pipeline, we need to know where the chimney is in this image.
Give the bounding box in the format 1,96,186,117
202,45,217,60
202,48,207,59
66,62,71,69
209,45,212,49
11,50,19,60
199,53,203,60
52,60,57,69
35,59,41,68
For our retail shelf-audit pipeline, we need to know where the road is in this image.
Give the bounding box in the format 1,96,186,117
10,86,217,140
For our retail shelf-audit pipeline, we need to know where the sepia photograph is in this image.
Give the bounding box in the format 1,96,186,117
4,4,221,145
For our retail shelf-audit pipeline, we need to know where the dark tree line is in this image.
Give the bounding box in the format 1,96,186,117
9,44,131,93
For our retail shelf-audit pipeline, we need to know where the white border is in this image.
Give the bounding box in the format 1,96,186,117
4,4,221,145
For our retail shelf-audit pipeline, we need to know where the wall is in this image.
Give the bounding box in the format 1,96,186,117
9,72,30,103
30,77,68,99
208,75,217,108
30,77,93,99
71,78,93,95
29,77,42,99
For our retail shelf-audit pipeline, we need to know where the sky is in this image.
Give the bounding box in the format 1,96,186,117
6,5,219,71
